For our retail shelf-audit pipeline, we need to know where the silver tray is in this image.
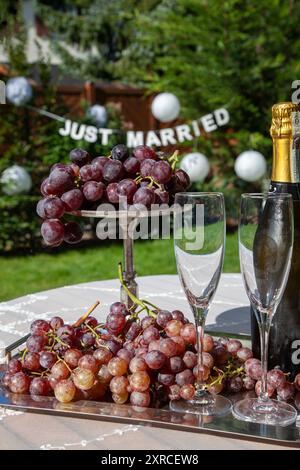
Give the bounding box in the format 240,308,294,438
1,335,300,447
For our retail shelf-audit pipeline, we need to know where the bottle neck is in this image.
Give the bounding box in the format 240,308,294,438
271,132,300,184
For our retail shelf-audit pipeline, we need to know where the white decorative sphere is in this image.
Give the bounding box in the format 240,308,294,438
0,165,32,195
180,152,210,183
87,104,107,127
234,150,267,182
6,77,33,106
151,92,180,122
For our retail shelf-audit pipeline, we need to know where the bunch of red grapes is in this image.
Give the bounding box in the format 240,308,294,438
3,298,300,407
37,144,190,247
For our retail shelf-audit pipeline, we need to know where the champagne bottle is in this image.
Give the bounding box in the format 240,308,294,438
251,102,300,378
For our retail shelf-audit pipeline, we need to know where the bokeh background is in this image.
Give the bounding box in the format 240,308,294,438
1,0,299,301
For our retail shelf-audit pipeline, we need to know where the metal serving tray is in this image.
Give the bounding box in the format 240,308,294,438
1,335,300,447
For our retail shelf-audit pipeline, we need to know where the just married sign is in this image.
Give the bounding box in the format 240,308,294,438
58,107,230,147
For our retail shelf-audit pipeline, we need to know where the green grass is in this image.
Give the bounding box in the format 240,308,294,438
0,232,239,302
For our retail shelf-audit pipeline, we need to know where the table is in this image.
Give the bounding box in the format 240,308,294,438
0,274,295,450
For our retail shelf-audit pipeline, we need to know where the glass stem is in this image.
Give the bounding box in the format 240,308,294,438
257,310,272,403
193,306,207,397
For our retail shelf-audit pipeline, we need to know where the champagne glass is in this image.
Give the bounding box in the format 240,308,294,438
233,193,297,426
170,192,231,416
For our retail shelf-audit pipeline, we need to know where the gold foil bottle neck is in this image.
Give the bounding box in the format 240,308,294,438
270,102,300,139
271,102,300,183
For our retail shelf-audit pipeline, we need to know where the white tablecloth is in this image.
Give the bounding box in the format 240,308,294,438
0,274,295,450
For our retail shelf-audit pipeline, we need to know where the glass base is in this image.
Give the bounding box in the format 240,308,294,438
232,398,297,427
170,393,232,417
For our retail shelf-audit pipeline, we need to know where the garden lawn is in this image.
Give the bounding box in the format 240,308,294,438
0,233,239,302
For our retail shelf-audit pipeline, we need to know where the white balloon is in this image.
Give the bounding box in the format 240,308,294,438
180,152,210,183
87,104,107,127
151,92,180,122
6,77,32,106
234,150,267,182
0,165,32,195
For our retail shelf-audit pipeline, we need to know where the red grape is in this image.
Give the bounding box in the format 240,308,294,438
169,384,181,401
51,361,70,380
103,160,124,182
9,372,30,394
39,351,56,369
50,316,64,330
8,358,22,374
236,347,253,362
64,348,83,368
171,336,186,355
140,159,155,177
158,372,175,386
180,384,195,400
26,334,47,353
117,179,137,204
36,199,46,218
117,348,134,363
107,357,128,376
130,390,150,407
80,164,103,182
106,313,126,335
43,197,65,219
165,320,183,337
156,310,172,328
69,148,90,167
31,319,50,336
183,351,197,369
277,382,295,401
92,156,109,172
151,161,172,184
267,369,286,388
78,355,99,374
82,181,105,201
73,368,95,390
106,183,119,203
110,376,129,395
48,168,74,195
145,350,166,370
171,310,185,322
143,326,160,344
129,357,147,373
54,379,76,402
41,219,65,246
93,347,113,366
255,380,275,397
227,339,242,356
40,178,53,197
168,356,185,373
63,222,83,244
159,338,177,358
203,335,214,352
24,352,40,371
111,144,129,161
61,189,84,211
243,375,256,390
30,377,50,396
294,373,300,391
175,369,195,386
133,187,155,208
129,371,151,392
98,365,113,384
123,157,140,174
133,145,157,162
227,376,243,393
180,323,196,345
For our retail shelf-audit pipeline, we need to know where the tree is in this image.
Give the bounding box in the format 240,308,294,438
37,0,160,80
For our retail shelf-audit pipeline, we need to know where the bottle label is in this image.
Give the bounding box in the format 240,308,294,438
291,111,300,182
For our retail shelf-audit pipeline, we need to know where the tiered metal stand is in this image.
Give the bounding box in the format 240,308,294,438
73,206,174,306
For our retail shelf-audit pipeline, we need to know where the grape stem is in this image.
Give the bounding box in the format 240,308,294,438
73,301,100,327
118,262,158,317
168,150,179,170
